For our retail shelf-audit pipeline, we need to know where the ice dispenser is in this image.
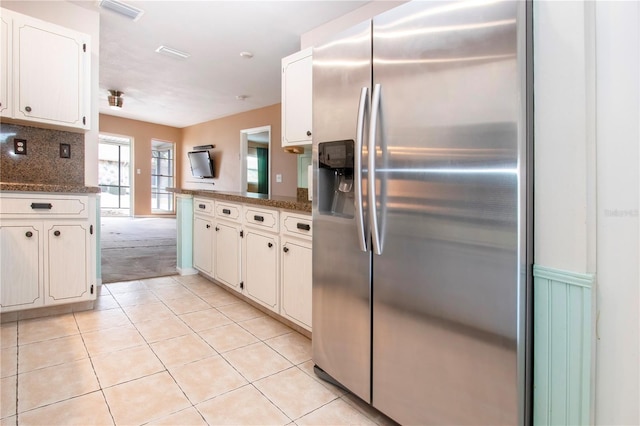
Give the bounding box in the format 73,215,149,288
317,140,355,218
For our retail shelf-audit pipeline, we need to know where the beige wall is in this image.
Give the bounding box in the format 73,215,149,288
2,1,100,187
181,103,297,197
99,114,182,217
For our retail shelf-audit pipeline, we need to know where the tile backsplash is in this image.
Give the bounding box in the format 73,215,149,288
0,123,85,185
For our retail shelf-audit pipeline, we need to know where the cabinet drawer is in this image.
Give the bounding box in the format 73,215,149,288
215,202,241,222
0,195,89,219
193,198,214,215
281,212,312,240
244,206,279,232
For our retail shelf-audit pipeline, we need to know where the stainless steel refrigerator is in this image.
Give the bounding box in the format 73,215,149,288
311,1,532,424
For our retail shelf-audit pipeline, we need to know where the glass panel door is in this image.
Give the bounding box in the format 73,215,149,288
98,137,131,216
151,141,175,213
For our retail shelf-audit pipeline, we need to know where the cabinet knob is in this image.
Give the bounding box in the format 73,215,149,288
206,224,211,229
53,230,61,236
283,246,289,253
306,130,312,137
25,106,32,112
215,227,220,231
25,231,33,238
268,242,273,248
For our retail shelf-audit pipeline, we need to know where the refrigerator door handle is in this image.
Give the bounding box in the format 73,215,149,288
368,83,382,256
355,86,369,252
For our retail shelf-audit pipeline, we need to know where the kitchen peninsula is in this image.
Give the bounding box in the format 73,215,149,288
169,188,310,213
170,188,312,335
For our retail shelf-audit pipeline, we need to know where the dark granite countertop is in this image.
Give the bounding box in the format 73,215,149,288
0,183,101,194
169,188,311,213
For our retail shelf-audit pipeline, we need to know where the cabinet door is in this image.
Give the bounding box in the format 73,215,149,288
243,230,278,311
281,238,312,330
0,223,43,311
45,222,92,304
193,216,214,276
0,10,11,118
13,14,89,129
282,48,312,147
214,221,241,289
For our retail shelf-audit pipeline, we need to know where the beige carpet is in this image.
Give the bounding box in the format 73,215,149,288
101,217,177,283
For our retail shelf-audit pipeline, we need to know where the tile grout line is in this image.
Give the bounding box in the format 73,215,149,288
99,276,319,424
108,277,208,424
72,310,117,426
248,379,295,424
14,321,19,426
138,277,301,419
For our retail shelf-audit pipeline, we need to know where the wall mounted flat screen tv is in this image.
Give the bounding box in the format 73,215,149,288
188,150,215,178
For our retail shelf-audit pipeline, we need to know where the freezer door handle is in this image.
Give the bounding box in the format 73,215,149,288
368,83,382,255
354,86,368,252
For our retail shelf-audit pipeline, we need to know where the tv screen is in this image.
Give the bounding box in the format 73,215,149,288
188,150,214,178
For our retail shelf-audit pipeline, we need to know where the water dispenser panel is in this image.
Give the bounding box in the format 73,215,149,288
317,140,356,218
319,140,354,170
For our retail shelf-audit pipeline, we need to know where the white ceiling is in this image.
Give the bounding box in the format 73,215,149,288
83,0,369,128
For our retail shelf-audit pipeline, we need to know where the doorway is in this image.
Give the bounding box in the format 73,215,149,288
240,126,271,195
98,134,133,216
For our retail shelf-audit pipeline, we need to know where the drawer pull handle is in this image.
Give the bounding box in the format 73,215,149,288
283,246,289,253
268,242,273,248
296,223,311,231
53,230,61,237
25,231,33,238
254,215,264,222
223,209,231,215
199,204,206,209
31,203,53,210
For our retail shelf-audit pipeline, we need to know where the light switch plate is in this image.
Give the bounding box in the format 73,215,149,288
60,143,70,158
276,174,282,183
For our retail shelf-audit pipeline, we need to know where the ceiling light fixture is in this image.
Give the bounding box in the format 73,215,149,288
155,45,190,59
236,95,248,101
239,51,254,59
99,0,144,21
108,90,124,109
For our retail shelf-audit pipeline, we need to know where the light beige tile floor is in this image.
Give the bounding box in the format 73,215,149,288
0,274,395,426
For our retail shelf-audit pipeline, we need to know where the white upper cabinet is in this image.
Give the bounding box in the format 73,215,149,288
281,48,312,147
0,11,11,118
1,8,90,131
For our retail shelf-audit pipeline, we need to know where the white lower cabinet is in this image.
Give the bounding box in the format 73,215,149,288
280,212,312,331
0,222,43,310
0,194,96,313
190,197,312,330
214,220,241,290
243,228,279,311
281,237,312,330
193,214,214,276
45,222,91,304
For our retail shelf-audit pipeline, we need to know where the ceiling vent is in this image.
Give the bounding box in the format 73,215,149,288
99,0,144,21
155,46,191,59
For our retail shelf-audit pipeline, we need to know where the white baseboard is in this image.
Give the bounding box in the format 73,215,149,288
177,267,199,276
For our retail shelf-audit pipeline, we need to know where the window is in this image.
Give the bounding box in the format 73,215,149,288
247,148,259,184
151,140,175,213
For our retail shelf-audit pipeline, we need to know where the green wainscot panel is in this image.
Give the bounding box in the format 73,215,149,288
175,194,195,274
533,265,594,425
